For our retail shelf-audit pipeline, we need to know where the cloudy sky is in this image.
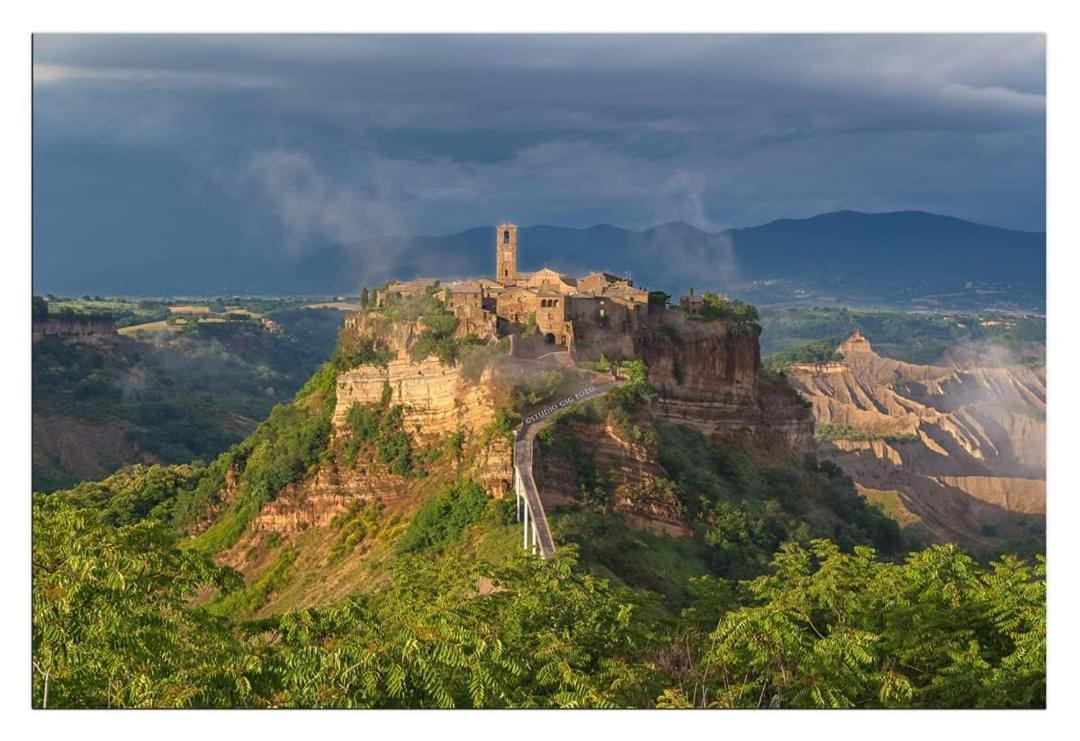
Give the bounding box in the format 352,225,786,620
32,34,1045,291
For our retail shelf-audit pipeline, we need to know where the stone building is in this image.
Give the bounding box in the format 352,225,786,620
526,267,578,295
495,222,519,284
535,290,571,345
445,280,484,310
578,271,628,295
445,280,498,340
680,292,704,316
487,223,651,353
375,277,440,307
495,286,537,326
370,222,671,357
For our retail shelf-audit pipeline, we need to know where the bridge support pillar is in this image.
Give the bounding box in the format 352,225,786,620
522,491,529,551
514,470,520,523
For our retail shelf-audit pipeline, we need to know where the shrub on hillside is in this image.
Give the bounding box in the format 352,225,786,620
396,478,489,553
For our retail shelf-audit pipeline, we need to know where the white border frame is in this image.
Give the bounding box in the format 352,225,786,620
3,1,1075,736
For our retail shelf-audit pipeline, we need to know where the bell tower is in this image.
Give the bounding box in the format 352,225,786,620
495,223,518,284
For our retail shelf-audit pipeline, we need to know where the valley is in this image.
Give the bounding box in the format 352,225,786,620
32,298,347,490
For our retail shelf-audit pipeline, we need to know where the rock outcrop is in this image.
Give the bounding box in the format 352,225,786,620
214,306,813,561
636,313,813,450
250,463,408,535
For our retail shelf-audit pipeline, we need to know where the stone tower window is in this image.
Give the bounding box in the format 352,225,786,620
503,230,510,244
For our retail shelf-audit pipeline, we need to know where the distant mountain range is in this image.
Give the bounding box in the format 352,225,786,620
34,210,1045,306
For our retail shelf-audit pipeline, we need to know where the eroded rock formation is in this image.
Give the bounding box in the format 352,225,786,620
215,305,812,561
783,333,1045,550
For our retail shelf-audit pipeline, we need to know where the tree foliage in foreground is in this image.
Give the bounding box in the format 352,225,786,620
33,490,659,708
33,493,1044,709
659,540,1045,708
32,495,248,708
270,554,661,708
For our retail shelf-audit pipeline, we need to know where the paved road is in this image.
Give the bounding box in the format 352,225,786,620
514,382,618,558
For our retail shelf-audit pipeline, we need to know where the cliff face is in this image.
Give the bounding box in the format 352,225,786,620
636,313,813,450
334,358,498,440
226,324,514,547
33,317,118,344
534,417,692,538
783,333,1045,551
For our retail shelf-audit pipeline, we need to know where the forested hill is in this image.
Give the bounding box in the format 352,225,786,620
34,210,1044,302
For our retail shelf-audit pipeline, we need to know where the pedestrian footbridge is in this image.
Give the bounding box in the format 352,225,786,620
512,382,616,558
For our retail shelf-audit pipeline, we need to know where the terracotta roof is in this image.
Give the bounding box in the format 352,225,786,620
584,271,625,282
448,280,483,293
388,278,439,291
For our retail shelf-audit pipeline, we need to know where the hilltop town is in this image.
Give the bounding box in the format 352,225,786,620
372,223,741,360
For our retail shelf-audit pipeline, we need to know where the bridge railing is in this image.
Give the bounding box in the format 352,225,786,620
513,431,554,558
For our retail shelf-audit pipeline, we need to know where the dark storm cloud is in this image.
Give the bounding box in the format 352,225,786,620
32,34,1045,291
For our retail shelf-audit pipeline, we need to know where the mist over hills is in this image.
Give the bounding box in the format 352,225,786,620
34,210,1045,305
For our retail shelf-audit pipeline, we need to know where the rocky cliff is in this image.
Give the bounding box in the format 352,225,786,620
783,332,1045,551
33,317,118,344
209,306,815,585
334,358,499,441
636,313,813,450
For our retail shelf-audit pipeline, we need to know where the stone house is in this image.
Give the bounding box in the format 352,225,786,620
375,278,440,307
680,293,704,316
535,290,570,344
526,267,578,295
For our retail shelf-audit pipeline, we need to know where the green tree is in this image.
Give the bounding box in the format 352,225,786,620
32,495,252,708
700,294,759,322
648,290,671,307
267,550,661,708
676,540,1045,708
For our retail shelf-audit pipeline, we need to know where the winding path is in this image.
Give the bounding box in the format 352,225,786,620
513,381,618,558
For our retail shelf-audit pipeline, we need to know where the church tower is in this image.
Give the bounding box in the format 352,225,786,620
495,223,518,284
